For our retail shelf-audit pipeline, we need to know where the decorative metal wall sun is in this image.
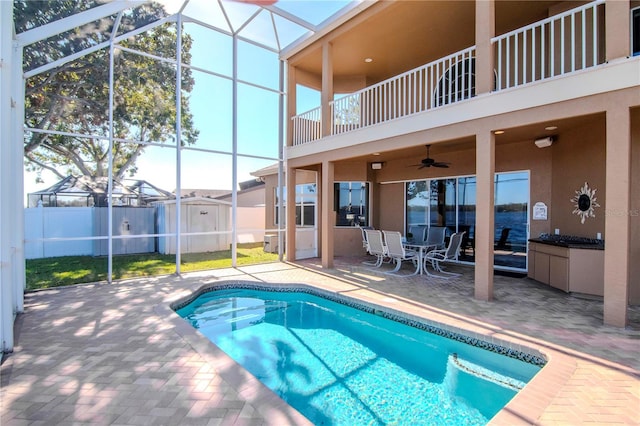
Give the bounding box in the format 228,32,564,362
571,182,600,224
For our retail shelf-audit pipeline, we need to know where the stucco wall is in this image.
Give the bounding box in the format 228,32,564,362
551,114,606,238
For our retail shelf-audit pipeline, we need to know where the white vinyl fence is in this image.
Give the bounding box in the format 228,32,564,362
25,206,155,259
25,207,93,259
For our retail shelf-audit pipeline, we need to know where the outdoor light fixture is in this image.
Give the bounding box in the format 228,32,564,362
371,162,383,170
534,136,554,148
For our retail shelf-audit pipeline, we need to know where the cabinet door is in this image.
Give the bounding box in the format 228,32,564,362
534,252,550,284
549,255,569,292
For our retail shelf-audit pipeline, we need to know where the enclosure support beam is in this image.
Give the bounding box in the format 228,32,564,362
175,15,183,274
231,34,239,268
277,59,285,261
0,0,17,352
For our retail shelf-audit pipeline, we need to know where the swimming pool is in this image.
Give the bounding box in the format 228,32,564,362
175,284,544,425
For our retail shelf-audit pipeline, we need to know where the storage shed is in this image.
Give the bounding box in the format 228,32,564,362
156,197,232,254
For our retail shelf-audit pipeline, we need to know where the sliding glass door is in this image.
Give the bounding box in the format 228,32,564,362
494,172,529,269
405,171,529,271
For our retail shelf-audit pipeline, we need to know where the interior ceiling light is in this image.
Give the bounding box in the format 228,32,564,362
364,58,373,63
545,126,558,131
372,152,380,156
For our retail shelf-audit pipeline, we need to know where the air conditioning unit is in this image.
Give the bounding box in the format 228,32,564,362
264,235,279,253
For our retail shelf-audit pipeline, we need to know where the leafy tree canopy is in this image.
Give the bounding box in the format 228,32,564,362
15,1,199,183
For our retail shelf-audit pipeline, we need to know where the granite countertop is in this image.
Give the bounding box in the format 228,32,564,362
529,236,605,250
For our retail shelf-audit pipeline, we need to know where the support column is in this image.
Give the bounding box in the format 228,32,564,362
474,132,495,301
603,106,631,327
321,41,333,138
475,0,495,94
605,0,630,61
286,167,297,261
321,160,335,269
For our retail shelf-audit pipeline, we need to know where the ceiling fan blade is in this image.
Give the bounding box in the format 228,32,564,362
433,163,450,168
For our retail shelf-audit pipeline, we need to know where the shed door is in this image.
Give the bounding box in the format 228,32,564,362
188,204,221,253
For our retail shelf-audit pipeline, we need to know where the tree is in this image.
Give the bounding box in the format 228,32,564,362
15,1,199,183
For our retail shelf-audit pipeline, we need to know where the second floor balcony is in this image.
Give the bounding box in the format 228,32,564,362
290,0,635,147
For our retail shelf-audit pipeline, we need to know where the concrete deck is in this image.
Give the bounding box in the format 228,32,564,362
2,259,639,425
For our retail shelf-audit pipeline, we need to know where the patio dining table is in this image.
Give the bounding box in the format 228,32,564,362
402,241,439,275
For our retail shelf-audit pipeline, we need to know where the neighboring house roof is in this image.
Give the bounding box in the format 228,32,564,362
156,196,232,206
179,189,231,199
216,181,266,208
29,175,174,204
250,163,280,177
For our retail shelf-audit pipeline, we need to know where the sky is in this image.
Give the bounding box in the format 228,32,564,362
22,1,333,203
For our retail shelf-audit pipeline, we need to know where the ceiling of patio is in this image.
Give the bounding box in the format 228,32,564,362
346,112,603,166
287,1,587,87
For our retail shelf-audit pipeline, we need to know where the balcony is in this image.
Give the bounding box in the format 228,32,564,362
291,0,606,147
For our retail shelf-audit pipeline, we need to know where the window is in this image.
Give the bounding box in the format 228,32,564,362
334,182,369,227
274,184,316,226
633,7,640,56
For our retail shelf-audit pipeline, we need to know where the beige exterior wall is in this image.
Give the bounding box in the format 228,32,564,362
274,0,640,325
551,115,606,237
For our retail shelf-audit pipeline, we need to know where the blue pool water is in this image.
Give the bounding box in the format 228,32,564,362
176,287,543,425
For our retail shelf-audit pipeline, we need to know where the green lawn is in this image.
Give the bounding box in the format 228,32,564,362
26,245,279,290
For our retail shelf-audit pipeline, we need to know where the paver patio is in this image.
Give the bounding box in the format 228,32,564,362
1,259,639,425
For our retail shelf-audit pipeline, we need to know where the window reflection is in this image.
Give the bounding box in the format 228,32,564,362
405,172,529,271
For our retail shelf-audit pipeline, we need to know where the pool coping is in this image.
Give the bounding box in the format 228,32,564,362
161,279,566,425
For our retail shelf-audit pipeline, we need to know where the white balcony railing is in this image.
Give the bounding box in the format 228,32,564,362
291,1,607,146
291,107,321,146
492,0,605,91
330,47,476,137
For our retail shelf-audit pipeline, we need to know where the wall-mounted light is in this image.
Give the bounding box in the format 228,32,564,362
534,136,554,148
371,162,383,170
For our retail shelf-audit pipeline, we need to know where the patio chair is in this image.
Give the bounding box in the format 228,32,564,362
364,229,388,267
425,226,446,250
424,231,465,278
408,225,427,244
382,230,419,276
495,227,511,250
358,226,376,265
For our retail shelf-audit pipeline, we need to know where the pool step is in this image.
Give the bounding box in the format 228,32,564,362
449,353,525,391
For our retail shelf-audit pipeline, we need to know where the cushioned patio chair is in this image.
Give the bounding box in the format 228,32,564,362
424,231,465,278
382,230,419,276
364,229,388,268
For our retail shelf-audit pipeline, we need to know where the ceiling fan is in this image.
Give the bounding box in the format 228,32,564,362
412,145,450,169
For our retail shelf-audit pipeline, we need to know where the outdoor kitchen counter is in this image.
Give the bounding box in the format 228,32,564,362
528,238,604,296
